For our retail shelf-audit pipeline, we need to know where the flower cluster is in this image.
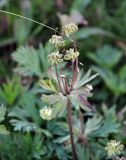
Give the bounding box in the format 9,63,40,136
48,52,63,64
48,23,79,65
40,106,53,121
105,140,124,157
49,35,64,48
62,23,78,37
64,48,79,61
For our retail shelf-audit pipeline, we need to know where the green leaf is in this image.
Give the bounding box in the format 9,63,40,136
71,0,92,12
74,27,114,40
40,79,57,92
0,78,22,106
84,115,102,136
12,43,52,77
93,66,126,95
0,125,9,135
53,135,70,144
9,119,40,132
41,94,61,105
119,65,126,84
77,145,90,160
8,91,42,132
74,69,99,89
0,104,6,122
88,45,123,68
90,106,120,137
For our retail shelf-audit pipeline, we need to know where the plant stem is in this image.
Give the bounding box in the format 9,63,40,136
55,64,65,94
67,98,78,160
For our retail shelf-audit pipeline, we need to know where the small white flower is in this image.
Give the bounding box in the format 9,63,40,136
40,106,53,121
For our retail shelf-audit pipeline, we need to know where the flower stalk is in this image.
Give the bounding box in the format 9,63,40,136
67,98,78,160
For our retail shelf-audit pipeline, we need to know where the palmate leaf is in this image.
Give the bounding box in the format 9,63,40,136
12,46,41,76
89,106,120,138
12,43,52,77
0,133,47,159
9,119,40,132
84,115,102,136
8,91,42,132
93,66,126,95
70,95,93,112
74,69,99,89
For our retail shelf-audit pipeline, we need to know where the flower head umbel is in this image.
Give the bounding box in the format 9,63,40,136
105,140,124,157
62,23,78,36
48,52,63,64
64,48,79,61
40,106,53,121
49,35,65,48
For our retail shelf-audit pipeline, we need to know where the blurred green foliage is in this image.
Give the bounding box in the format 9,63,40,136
0,0,126,159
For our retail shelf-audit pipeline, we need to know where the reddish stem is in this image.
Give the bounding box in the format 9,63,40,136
67,98,78,160
55,64,65,94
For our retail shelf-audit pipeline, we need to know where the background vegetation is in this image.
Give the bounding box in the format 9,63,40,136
0,0,126,159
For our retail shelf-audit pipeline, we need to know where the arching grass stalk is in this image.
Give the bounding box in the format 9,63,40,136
0,10,58,33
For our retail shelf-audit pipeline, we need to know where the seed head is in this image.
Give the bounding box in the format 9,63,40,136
64,48,79,61
49,35,64,48
40,106,53,121
62,23,78,36
48,52,63,64
105,140,124,157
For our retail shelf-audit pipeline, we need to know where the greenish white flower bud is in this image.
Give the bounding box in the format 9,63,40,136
105,140,124,157
48,52,63,64
40,106,53,121
49,35,64,48
62,23,78,36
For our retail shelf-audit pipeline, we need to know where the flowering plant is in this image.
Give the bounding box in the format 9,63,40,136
39,23,98,160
